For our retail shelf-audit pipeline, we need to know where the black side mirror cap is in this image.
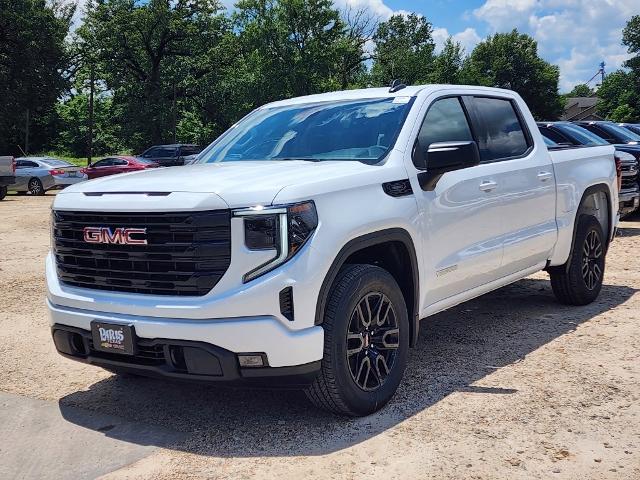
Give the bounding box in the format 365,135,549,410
417,141,481,191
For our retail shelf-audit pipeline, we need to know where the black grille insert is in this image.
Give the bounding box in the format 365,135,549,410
53,210,231,296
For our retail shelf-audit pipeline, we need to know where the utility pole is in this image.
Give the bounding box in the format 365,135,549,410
88,64,95,165
24,108,30,155
600,61,606,84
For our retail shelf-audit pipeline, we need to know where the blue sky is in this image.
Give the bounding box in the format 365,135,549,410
333,0,636,92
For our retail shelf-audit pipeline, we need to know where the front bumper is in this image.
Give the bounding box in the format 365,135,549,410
619,188,640,216
48,299,324,369
51,323,320,386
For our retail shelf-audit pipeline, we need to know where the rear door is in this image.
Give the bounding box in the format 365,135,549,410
411,95,505,305
472,96,557,275
14,160,40,189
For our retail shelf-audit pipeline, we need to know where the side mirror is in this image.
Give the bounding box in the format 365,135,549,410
417,141,481,191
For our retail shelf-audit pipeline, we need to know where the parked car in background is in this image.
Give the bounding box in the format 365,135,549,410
10,157,85,196
0,156,16,200
81,156,159,180
617,123,640,137
575,121,640,146
538,122,640,217
138,144,202,167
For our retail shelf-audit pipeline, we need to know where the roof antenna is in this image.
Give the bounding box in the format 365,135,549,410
389,79,407,93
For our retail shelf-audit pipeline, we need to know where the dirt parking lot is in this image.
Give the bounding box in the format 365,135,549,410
1,192,639,479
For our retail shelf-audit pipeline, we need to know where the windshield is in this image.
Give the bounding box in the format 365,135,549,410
197,97,414,164
602,123,640,143
556,123,608,146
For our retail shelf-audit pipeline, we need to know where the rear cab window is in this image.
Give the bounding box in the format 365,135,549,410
472,97,531,162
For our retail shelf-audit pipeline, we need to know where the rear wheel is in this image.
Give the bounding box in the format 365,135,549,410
28,177,44,196
305,264,409,416
0,185,6,200
550,215,605,305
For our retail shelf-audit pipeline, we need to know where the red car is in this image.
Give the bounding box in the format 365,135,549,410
81,156,159,180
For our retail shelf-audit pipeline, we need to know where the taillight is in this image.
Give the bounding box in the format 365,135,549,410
49,169,65,176
614,154,622,191
79,168,87,175
11,157,15,173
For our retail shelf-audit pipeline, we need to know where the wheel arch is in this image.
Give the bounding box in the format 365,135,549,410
550,183,613,274
315,228,421,347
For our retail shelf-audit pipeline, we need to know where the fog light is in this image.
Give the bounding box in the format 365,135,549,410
238,354,266,367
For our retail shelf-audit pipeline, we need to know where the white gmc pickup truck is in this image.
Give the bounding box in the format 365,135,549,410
48,85,618,416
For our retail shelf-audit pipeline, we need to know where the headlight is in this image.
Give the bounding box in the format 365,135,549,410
233,201,318,282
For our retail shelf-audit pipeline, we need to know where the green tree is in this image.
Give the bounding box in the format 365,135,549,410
429,38,465,84
53,94,124,157
0,0,73,155
597,70,638,120
77,0,231,152
371,13,435,86
462,30,564,120
234,0,365,104
567,84,593,97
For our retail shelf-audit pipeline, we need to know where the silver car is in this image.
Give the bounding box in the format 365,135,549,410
11,157,86,195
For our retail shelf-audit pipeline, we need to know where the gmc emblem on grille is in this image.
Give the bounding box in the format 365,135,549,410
83,227,148,245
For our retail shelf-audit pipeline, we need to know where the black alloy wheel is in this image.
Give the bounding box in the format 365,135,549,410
346,292,399,391
582,230,603,290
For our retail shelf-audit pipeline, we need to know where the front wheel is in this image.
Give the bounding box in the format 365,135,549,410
550,214,606,305
305,264,409,416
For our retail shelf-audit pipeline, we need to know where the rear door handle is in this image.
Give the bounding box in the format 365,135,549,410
479,180,498,192
537,171,553,182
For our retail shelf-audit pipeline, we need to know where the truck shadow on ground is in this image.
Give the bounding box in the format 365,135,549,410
58,277,636,457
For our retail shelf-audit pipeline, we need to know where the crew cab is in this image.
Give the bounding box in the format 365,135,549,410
47,86,618,416
0,155,16,200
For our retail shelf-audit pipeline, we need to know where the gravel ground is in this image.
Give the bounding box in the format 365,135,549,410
1,192,639,479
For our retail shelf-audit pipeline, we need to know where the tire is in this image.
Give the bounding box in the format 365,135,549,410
28,177,45,196
0,185,6,200
305,264,409,416
550,214,606,305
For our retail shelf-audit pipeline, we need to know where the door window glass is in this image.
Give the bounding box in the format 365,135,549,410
415,97,473,168
474,97,530,161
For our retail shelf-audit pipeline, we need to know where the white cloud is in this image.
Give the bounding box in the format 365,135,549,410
433,27,482,55
473,0,636,91
473,0,537,31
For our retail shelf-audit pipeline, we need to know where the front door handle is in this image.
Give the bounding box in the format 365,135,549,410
479,180,498,192
537,171,553,182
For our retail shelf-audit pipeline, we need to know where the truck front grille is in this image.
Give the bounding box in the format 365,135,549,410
52,210,231,296
620,162,638,190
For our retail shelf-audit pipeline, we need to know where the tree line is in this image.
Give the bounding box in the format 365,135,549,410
1,0,639,159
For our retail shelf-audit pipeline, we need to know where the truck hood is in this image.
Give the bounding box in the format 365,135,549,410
59,161,373,207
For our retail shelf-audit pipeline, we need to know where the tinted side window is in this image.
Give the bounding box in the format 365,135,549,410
112,159,128,166
474,97,530,161
415,97,473,168
539,127,570,144
156,148,177,157
92,159,113,167
180,146,201,156
580,125,612,142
